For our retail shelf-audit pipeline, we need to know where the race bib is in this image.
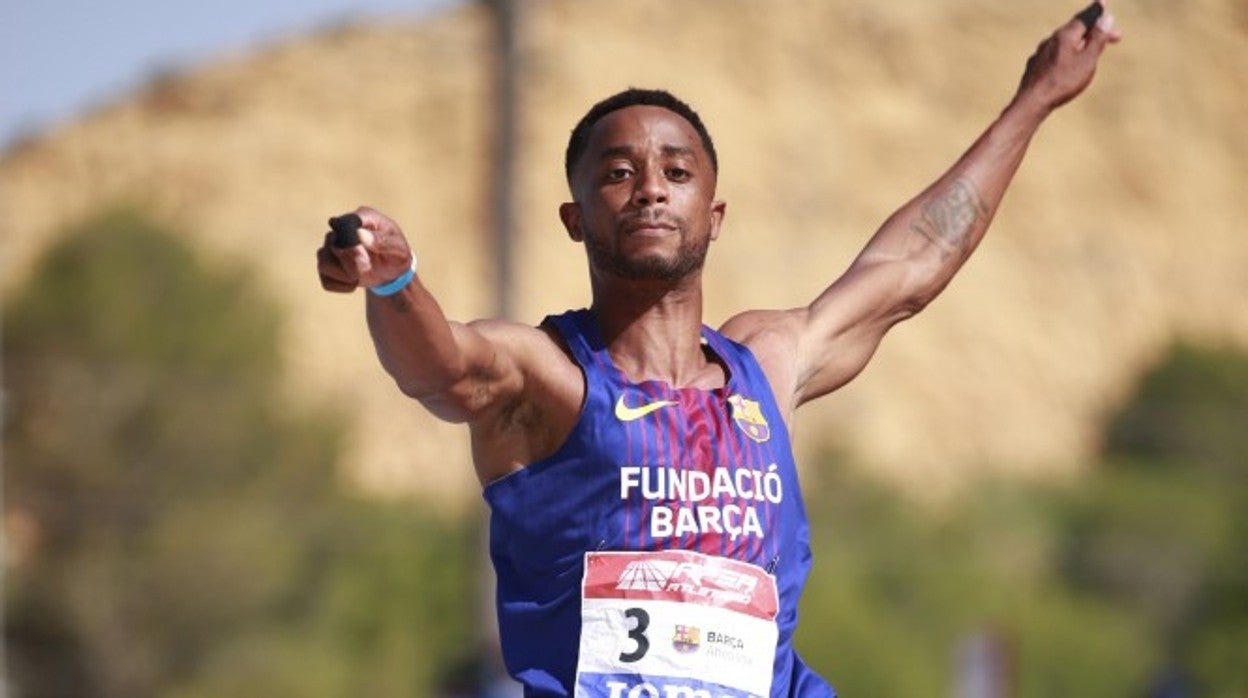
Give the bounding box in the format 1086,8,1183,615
575,550,779,698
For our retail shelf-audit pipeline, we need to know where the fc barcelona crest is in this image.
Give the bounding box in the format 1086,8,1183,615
727,394,770,443
673,624,701,653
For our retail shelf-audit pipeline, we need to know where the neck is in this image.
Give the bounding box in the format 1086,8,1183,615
588,272,716,388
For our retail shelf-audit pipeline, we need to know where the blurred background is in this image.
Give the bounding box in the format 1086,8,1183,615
3,0,1246,695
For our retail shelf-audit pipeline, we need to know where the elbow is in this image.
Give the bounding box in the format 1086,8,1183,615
395,380,432,401
393,366,464,402
393,361,495,425
896,285,945,322
897,258,955,319
388,356,469,402
895,295,929,323
902,277,948,316
878,293,930,329
394,376,478,424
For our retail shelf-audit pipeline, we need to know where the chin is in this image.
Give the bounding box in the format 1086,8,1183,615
587,237,706,281
614,254,703,281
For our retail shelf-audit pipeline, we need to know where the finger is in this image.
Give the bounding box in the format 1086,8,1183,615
317,236,360,287
320,274,357,293
319,228,372,279
317,251,354,286
340,243,373,275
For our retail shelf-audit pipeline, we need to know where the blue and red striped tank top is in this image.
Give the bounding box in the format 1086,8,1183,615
483,308,836,697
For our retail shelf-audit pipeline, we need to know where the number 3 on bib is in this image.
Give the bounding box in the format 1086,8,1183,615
574,550,779,697
618,607,651,663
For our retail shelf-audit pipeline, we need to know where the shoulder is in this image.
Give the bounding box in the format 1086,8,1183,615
718,307,807,356
461,317,585,484
718,308,808,416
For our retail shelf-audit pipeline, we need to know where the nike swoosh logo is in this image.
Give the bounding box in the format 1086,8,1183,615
614,395,678,422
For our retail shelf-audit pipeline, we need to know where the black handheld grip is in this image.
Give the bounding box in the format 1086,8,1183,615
1075,2,1103,31
329,214,362,248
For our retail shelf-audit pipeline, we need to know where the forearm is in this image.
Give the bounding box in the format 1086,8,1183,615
870,99,1049,303
860,3,1119,307
365,276,469,399
786,4,1117,403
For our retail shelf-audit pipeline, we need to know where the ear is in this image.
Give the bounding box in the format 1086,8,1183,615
708,199,727,241
559,202,583,242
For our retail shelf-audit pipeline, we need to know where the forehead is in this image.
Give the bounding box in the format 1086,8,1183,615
584,105,705,161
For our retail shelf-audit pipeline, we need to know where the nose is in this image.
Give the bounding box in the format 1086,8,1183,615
631,166,668,207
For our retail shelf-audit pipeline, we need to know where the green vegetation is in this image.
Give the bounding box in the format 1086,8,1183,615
5,210,1245,696
3,211,479,697
795,343,1248,696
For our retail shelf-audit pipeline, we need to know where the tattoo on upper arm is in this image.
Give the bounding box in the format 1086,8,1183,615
909,177,988,258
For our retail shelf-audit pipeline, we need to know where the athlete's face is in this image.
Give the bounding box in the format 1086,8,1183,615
560,106,726,281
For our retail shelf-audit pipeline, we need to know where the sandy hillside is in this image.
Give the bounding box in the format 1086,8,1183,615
4,0,1246,505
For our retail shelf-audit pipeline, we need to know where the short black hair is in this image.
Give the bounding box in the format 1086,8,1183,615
564,88,718,186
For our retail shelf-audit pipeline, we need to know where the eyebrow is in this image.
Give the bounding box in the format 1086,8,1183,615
596,144,698,161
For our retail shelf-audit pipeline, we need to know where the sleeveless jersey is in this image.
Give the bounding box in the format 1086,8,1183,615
483,309,836,697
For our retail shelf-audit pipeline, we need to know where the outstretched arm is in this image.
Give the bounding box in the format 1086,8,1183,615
730,2,1121,413
316,207,525,423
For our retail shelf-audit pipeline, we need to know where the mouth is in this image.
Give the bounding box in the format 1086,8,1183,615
622,218,678,235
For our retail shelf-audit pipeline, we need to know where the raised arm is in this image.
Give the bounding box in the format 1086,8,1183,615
730,3,1121,413
316,207,526,424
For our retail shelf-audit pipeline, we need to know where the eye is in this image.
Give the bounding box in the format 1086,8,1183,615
606,167,633,182
666,167,691,182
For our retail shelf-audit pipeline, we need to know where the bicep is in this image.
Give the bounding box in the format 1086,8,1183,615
413,320,530,423
793,256,931,404
723,245,937,410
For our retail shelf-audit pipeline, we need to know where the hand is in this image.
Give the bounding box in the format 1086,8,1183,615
316,206,415,293
1015,1,1122,114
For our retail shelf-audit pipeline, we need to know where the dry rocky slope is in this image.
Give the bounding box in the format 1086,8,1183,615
4,0,1246,505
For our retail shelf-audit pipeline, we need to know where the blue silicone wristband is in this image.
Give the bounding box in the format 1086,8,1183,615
368,261,417,296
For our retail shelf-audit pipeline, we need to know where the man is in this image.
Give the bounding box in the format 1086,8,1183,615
317,4,1120,695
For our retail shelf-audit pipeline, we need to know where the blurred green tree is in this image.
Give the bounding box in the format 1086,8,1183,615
796,340,1248,696
1105,341,1248,481
3,210,479,697
1061,341,1248,695
795,467,1154,697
